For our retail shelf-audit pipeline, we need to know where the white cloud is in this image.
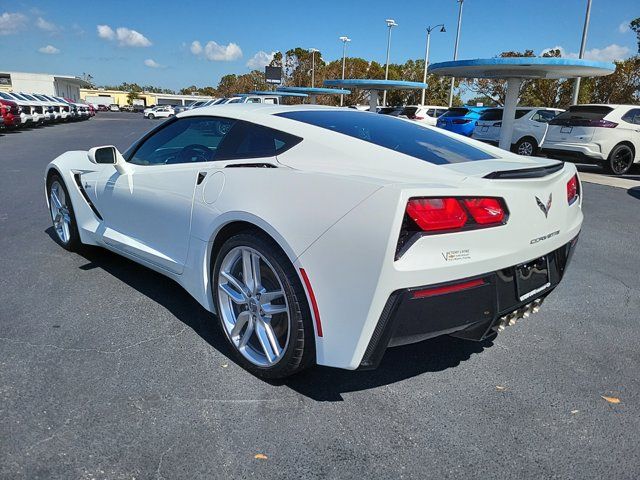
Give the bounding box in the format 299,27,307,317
246,50,276,69
97,24,115,40
38,44,60,54
541,43,631,62
190,40,202,55
144,58,163,68
0,12,28,35
36,17,60,32
618,21,630,33
191,39,242,61
97,24,151,47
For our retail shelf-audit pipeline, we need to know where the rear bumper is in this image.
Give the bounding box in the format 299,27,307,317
541,143,605,162
359,235,579,369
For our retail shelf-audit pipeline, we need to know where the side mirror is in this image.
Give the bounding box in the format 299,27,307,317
88,146,116,164
88,146,130,174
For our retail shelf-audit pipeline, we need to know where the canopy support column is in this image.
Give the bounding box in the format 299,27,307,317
309,94,317,105
499,78,523,151
369,90,379,112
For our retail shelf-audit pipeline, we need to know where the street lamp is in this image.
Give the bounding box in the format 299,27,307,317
421,24,445,106
448,0,464,107
309,48,319,88
382,18,397,107
339,36,351,106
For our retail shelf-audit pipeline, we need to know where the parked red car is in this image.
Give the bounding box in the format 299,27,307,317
0,99,20,128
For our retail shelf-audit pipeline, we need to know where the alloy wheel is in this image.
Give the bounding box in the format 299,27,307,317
517,141,534,156
217,246,290,367
611,147,633,175
49,181,71,244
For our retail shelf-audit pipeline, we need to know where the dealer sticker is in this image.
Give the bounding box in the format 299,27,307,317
442,249,471,262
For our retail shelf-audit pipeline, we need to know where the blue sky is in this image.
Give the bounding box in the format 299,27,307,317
0,0,637,90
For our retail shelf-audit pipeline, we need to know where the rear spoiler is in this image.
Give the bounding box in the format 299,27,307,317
484,162,564,179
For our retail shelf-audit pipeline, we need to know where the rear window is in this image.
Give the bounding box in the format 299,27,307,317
441,108,469,118
277,110,496,165
378,107,402,116
550,105,613,125
400,106,419,118
479,109,503,121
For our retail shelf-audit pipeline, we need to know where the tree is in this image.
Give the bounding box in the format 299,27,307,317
631,17,640,54
126,90,140,105
580,56,640,104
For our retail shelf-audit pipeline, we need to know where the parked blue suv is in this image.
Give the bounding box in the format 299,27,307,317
436,106,488,137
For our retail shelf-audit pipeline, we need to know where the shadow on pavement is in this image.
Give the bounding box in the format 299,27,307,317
46,228,490,401
628,187,640,200
576,162,640,180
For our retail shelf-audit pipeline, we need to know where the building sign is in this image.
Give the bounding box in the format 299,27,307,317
265,66,282,85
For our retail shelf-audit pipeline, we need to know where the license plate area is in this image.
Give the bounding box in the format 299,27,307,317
481,126,489,132
560,126,573,134
515,256,551,302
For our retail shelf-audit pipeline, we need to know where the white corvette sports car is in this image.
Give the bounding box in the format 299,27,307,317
45,104,582,378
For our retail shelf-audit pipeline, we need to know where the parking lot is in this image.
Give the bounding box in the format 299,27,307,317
1,112,639,479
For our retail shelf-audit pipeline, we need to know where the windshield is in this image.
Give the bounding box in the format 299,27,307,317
277,110,496,165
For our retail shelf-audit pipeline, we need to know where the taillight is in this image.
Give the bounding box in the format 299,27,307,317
405,197,507,233
588,119,617,128
462,198,506,224
414,116,425,120
493,121,502,127
567,174,579,205
452,118,471,124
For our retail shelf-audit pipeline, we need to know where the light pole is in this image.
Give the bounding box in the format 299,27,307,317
382,18,397,107
448,0,464,107
421,24,446,106
309,48,319,88
339,36,351,106
572,0,592,105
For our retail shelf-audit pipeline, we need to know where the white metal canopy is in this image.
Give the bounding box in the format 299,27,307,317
428,58,615,149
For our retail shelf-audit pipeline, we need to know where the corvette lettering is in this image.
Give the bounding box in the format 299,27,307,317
530,230,560,244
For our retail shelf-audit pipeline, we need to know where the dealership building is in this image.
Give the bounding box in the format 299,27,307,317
79,88,213,107
0,71,89,101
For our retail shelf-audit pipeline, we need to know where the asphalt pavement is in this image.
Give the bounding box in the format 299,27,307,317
1,113,639,479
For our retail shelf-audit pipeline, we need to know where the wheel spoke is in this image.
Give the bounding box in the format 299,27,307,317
219,282,246,304
230,311,250,338
220,271,249,299
241,249,255,293
251,252,262,294
261,303,288,316
259,289,284,304
50,188,63,209
255,319,281,363
238,317,254,348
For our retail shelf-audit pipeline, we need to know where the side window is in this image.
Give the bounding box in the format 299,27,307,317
426,109,435,116
532,110,557,123
263,98,277,104
621,108,640,125
129,116,236,165
215,120,302,160
246,97,261,103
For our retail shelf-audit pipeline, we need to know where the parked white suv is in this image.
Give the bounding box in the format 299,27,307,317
144,105,174,119
541,104,640,175
399,105,448,126
472,107,563,156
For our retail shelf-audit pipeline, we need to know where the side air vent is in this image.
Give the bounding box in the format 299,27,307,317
225,163,277,169
484,162,564,179
73,174,103,220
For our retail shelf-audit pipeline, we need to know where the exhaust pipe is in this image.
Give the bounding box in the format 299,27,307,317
493,298,545,333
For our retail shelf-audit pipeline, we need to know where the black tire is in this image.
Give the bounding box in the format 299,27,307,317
514,137,538,156
46,173,82,252
606,144,634,175
212,230,315,379
148,113,155,119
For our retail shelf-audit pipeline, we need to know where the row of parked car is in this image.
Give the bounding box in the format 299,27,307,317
376,102,639,175
0,91,93,130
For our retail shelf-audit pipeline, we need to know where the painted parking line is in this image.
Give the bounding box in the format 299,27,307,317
579,172,640,190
